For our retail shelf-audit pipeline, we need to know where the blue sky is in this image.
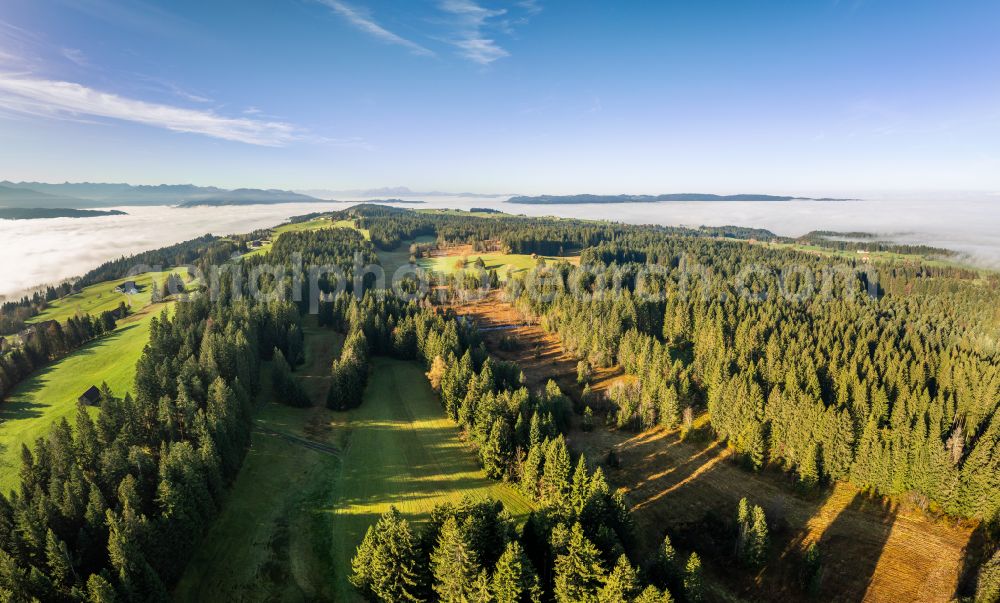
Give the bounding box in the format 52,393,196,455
0,0,998,194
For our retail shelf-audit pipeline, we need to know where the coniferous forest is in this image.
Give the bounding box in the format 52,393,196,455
0,206,998,602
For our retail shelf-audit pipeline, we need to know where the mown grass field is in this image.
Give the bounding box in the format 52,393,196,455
27,270,175,325
0,304,169,492
327,356,534,600
174,327,532,602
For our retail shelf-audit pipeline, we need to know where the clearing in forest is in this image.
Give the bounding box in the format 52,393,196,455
419,247,579,280
173,326,533,602
327,356,534,601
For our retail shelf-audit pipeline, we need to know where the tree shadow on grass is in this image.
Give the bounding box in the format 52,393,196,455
0,323,141,423
955,521,993,600
814,490,897,602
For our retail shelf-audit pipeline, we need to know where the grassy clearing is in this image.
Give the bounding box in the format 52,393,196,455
419,252,572,279
28,270,175,325
327,356,533,601
375,235,436,279
171,402,344,602
174,328,533,602
0,304,170,492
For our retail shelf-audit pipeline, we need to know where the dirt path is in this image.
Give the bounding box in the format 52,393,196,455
449,294,977,603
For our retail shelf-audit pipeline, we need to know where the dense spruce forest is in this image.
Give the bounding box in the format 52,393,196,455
499,234,1000,521
0,205,998,601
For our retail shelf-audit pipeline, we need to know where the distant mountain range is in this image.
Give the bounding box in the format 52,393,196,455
0,183,87,208
0,181,325,208
298,187,505,199
507,193,855,204
0,208,128,220
176,189,323,207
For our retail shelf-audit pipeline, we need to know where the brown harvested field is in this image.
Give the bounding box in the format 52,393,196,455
449,294,979,603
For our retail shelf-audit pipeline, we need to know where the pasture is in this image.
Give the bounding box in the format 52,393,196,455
27,270,175,325
0,304,169,492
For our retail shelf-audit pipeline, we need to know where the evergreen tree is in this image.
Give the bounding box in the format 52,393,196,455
471,570,493,603
481,418,513,480
541,437,571,505
597,554,640,603
801,542,822,596
86,573,117,603
651,534,679,592
798,441,821,487
431,516,481,603
977,548,1000,603
492,541,540,603
736,498,769,568
634,584,674,603
582,406,595,432
683,553,703,603
553,523,607,603
350,507,422,602
520,442,544,500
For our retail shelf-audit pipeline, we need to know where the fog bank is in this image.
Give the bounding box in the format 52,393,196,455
1,196,997,300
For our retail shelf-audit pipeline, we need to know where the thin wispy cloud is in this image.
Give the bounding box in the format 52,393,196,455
317,0,434,57
61,48,90,67
0,74,302,146
439,0,509,64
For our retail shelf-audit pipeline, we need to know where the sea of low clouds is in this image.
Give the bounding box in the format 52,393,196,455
1,195,998,301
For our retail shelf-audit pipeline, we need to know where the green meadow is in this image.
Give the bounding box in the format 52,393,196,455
418,251,569,279
0,304,169,492
327,356,533,600
173,339,533,602
28,270,175,325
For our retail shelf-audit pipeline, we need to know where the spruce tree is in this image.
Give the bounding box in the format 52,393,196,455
651,534,679,592
86,573,117,603
597,554,640,603
683,553,703,603
798,441,821,487
431,516,481,602
492,541,540,603
977,548,1000,603
634,584,674,603
350,507,421,602
471,571,493,603
482,418,512,480
541,437,571,505
520,441,544,500
553,523,607,603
